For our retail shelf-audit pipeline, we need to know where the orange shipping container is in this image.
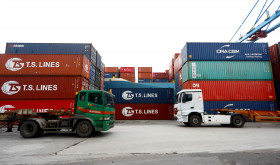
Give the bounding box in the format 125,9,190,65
105,67,119,73
138,67,152,73
138,73,152,79
120,73,135,82
0,54,90,79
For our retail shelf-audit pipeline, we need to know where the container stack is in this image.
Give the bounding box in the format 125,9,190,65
120,67,135,82
111,87,174,120
178,42,276,114
168,53,180,83
270,42,280,108
0,43,104,112
100,62,105,90
174,53,183,94
104,67,119,78
153,72,169,83
138,67,153,83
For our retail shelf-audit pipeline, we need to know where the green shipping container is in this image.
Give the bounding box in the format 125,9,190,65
182,61,272,82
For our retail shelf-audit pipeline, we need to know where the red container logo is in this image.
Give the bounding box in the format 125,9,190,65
120,67,135,73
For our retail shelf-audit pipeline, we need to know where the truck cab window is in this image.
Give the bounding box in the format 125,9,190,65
88,93,103,105
79,92,86,101
182,93,192,103
105,94,115,108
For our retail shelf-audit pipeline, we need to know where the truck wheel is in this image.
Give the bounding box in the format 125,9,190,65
20,121,40,138
189,115,201,127
231,116,245,128
76,120,93,137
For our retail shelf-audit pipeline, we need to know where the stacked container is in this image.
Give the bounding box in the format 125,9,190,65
1,43,104,113
169,53,180,82
120,67,135,82
178,42,276,114
138,67,153,83
104,67,119,78
153,72,169,82
270,42,280,107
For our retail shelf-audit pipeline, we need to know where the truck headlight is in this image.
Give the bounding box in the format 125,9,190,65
103,117,110,120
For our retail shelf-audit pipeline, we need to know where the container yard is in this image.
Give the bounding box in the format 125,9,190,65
1,1,280,164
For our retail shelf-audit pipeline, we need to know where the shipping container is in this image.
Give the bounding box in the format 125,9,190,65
182,61,272,82
0,100,75,113
138,73,152,79
105,67,119,73
153,79,169,83
120,73,135,82
100,73,105,90
120,67,135,73
181,42,270,64
174,73,179,88
0,54,90,79
138,67,152,73
174,53,182,74
272,63,280,82
274,82,280,108
95,69,101,87
101,62,105,73
175,85,183,95
91,46,97,65
0,76,89,100
115,103,174,120
96,51,102,70
269,44,280,63
153,72,169,79
204,101,277,114
104,73,119,78
90,63,96,83
178,69,183,86
169,58,174,81
5,43,96,61
138,79,153,83
112,88,174,103
182,81,275,101
174,53,180,60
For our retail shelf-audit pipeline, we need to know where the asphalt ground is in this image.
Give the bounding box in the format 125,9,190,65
0,120,280,165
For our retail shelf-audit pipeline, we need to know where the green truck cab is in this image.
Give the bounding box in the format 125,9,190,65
15,90,115,138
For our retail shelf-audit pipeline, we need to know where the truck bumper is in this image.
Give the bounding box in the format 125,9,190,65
102,120,114,131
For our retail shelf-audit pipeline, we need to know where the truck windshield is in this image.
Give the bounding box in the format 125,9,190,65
88,93,103,105
105,93,115,108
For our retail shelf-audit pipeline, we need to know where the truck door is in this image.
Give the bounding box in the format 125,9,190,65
180,92,195,112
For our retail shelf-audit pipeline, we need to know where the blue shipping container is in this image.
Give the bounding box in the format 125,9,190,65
204,101,276,115
90,64,96,83
175,85,183,95
5,43,95,61
154,79,169,83
91,46,97,65
104,73,119,78
97,52,102,70
138,79,153,83
174,73,179,88
112,88,174,103
181,42,270,64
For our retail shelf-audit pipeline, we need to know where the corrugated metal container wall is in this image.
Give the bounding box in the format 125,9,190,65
112,88,174,103
120,67,135,73
115,104,174,120
91,46,97,65
272,63,280,82
274,82,280,106
96,52,102,70
138,79,153,83
182,81,275,101
269,44,280,63
174,53,180,60
153,79,169,83
0,54,90,79
178,69,183,86
101,62,105,73
182,61,272,81
153,73,169,79
105,80,175,90
204,101,277,114
5,43,94,61
174,73,179,88
174,53,182,74
169,58,174,81
90,64,96,83
95,69,101,87
175,85,183,95
104,73,119,78
0,100,75,113
138,73,152,79
120,73,135,82
105,67,119,73
138,67,152,73
181,42,270,64
0,76,89,99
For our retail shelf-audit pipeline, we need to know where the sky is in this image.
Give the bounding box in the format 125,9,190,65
0,0,280,76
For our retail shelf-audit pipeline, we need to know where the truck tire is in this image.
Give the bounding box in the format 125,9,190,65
20,121,40,138
189,115,201,127
76,120,93,137
231,116,245,128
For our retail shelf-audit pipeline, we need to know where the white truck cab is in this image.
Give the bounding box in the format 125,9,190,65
174,89,245,128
